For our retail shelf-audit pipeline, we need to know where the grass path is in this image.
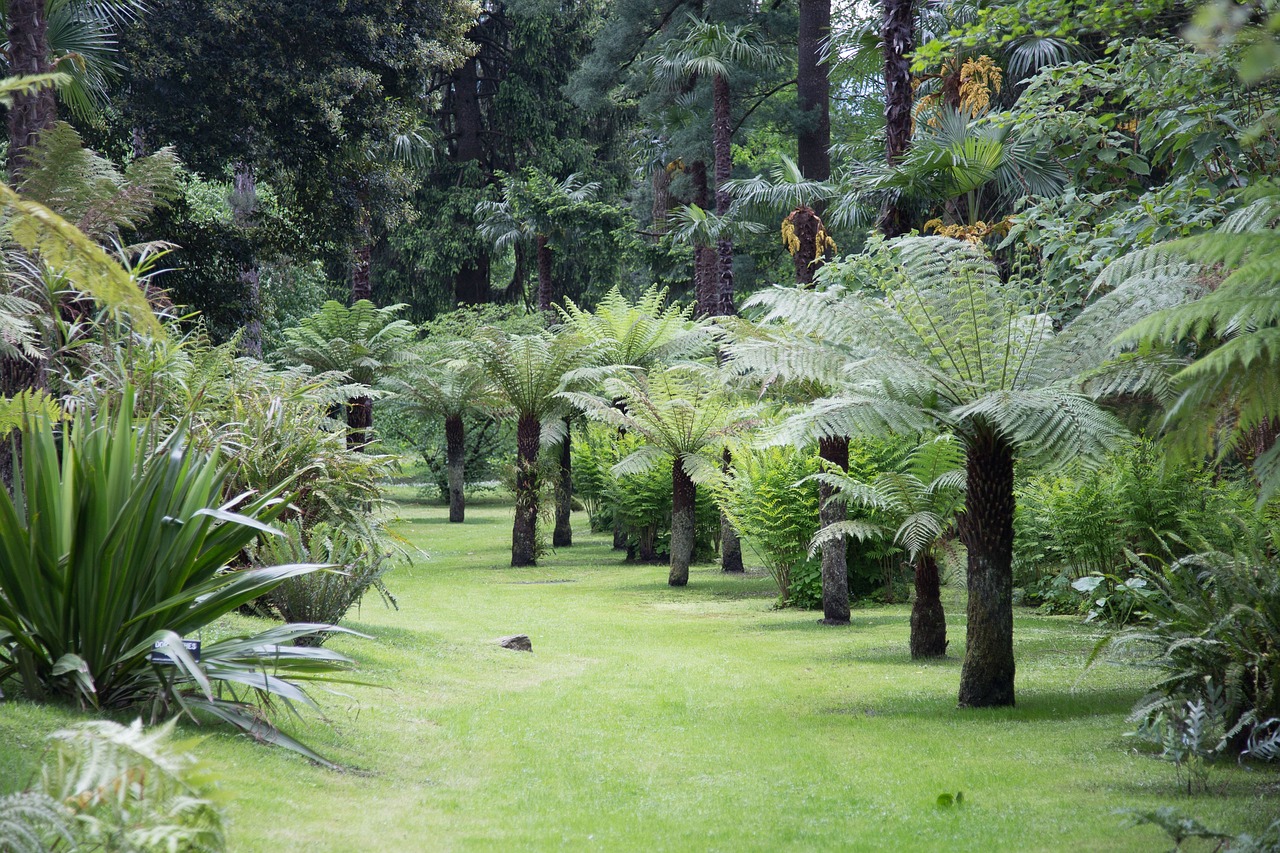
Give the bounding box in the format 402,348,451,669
3,494,1277,850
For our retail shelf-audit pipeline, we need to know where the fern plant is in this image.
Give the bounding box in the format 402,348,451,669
756,235,1190,706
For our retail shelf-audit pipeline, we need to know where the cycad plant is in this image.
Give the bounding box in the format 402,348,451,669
465,327,598,566
811,435,966,659
384,352,496,522
279,299,417,449
777,235,1189,706
0,395,355,763
565,362,754,586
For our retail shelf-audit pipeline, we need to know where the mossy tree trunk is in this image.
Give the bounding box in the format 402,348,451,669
445,413,466,523
911,551,947,659
553,417,573,548
512,414,541,566
669,458,696,586
818,435,851,624
957,425,1016,707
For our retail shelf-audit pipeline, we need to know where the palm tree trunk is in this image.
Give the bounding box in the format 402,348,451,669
512,414,541,566
911,551,947,658
690,160,718,317
536,234,553,315
6,0,55,180
957,426,1016,707
818,435,851,624
232,161,263,357
651,162,671,236
347,396,373,450
445,413,466,523
790,206,826,286
720,446,744,573
553,418,573,547
878,0,915,238
712,73,735,316
797,0,831,188
670,458,696,586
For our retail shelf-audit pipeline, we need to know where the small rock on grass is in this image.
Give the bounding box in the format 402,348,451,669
497,635,532,652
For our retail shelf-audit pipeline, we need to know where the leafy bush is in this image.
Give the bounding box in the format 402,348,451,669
1014,438,1260,612
721,445,821,605
0,397,354,763
0,719,225,853
1099,552,1280,758
250,521,396,644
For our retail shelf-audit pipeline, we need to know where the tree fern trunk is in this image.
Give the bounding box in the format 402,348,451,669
347,395,373,451
445,414,466,523
911,551,947,658
957,426,1016,707
670,459,696,587
819,435,851,624
512,414,541,566
6,0,55,180
553,418,573,547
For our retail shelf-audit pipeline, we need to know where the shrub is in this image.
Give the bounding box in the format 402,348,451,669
721,445,821,605
0,719,225,853
0,397,354,763
250,521,396,643
1099,551,1280,755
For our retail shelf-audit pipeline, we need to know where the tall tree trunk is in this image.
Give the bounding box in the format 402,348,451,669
720,446,744,573
796,0,832,189
818,435,851,624
452,52,484,165
712,74,735,316
231,161,263,358
911,551,948,658
536,234,553,315
512,414,542,566
6,0,55,181
957,426,1016,707
651,162,671,237
553,418,573,547
455,254,491,304
352,233,373,303
879,0,915,238
347,396,373,450
445,413,466,523
670,459,696,586
690,160,717,316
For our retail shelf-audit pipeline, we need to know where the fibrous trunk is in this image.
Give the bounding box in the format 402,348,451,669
957,427,1016,707
911,551,947,658
536,234,553,315
720,446,744,573
712,74,735,316
818,435,850,624
669,459,696,587
690,160,718,317
6,0,55,180
553,418,573,548
352,240,373,303
879,0,915,237
789,206,825,287
445,414,466,523
796,0,832,188
511,414,542,566
347,396,373,450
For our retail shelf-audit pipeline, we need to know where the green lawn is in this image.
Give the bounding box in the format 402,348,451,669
3,494,1277,851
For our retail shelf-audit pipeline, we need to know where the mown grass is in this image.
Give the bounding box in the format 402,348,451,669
3,493,1278,851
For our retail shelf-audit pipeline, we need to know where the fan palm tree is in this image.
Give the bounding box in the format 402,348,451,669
465,327,598,566
565,362,754,586
383,353,495,522
811,434,966,658
668,204,765,314
4,0,147,176
279,300,417,450
476,170,602,315
648,14,777,315
763,235,1198,706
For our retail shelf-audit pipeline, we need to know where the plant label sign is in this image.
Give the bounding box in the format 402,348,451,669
149,639,202,665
